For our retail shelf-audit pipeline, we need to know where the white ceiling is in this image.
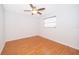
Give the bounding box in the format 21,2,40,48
3,4,56,17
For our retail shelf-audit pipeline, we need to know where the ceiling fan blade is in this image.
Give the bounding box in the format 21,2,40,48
38,8,45,11
37,12,42,15
24,10,31,12
29,4,35,8
32,13,34,15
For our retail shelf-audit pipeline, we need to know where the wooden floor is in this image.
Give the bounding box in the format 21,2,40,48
1,36,79,55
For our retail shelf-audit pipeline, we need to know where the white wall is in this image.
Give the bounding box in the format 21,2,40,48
39,5,56,40
39,20,56,40
5,10,40,41
0,5,5,53
40,4,79,49
56,4,79,49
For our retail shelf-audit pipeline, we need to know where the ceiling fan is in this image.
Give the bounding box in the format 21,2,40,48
24,4,45,15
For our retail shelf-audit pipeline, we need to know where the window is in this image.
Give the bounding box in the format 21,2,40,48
44,16,56,28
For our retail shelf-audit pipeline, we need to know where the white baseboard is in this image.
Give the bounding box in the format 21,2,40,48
0,42,5,54
5,34,38,42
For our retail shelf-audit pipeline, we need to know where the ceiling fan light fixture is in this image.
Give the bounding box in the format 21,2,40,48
24,4,45,15
32,11,37,14
32,8,38,14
